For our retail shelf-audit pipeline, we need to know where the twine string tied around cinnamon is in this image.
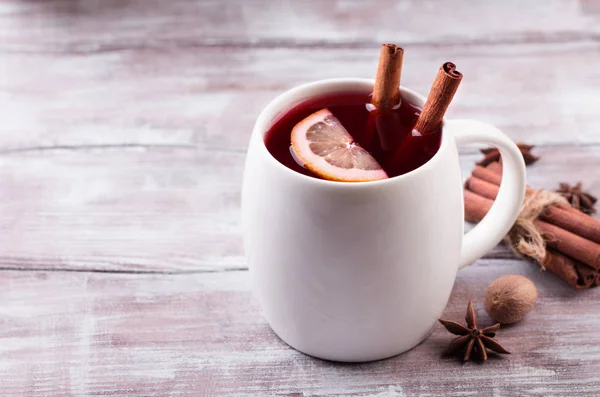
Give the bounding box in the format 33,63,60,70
505,189,569,269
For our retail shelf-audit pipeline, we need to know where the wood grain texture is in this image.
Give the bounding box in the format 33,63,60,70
0,146,597,273
2,0,600,52
2,43,600,152
0,148,244,272
2,0,600,395
1,260,600,396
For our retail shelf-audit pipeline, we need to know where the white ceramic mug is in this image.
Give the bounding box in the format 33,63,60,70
242,79,526,362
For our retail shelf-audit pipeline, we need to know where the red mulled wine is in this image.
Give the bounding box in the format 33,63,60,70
264,92,441,179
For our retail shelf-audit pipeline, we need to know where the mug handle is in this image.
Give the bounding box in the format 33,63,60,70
445,119,527,268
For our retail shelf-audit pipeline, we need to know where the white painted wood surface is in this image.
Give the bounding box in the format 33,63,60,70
1,1,600,395
2,0,600,50
2,43,600,152
2,260,600,396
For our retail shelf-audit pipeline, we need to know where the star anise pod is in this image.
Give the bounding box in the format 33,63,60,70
478,142,539,167
439,301,510,362
555,182,597,215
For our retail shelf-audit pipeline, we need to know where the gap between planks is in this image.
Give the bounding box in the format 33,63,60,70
0,264,248,275
0,143,197,156
3,32,600,56
0,142,598,157
0,257,529,275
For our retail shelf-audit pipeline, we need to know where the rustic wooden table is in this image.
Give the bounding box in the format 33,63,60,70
2,1,600,395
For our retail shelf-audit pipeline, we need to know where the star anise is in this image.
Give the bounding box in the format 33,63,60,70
439,301,510,362
478,142,539,167
555,182,597,215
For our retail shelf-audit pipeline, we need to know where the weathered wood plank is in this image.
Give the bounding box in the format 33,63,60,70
1,1,598,394
2,43,600,152
1,260,600,396
2,0,600,52
0,146,598,273
0,148,244,272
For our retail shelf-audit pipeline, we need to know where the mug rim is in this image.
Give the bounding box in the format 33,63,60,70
253,78,451,187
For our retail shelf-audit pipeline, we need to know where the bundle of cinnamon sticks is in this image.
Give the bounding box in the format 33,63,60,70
464,161,600,289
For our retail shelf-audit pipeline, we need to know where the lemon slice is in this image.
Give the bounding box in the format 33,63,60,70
290,109,388,182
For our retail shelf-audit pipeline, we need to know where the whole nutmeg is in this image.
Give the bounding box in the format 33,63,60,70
485,275,537,324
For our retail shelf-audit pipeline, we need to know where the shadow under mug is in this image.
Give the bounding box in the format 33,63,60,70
242,79,526,362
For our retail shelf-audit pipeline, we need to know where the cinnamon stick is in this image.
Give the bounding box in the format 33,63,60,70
413,62,462,135
476,162,588,219
464,189,491,223
464,175,500,201
486,161,503,174
372,44,404,110
464,189,599,289
369,44,405,153
486,162,586,218
464,185,600,270
472,165,502,186
470,165,600,244
479,162,574,211
485,161,581,214
542,206,600,245
543,250,598,289
539,221,600,270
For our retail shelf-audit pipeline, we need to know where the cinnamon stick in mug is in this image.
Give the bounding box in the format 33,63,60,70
388,62,462,174
371,44,404,152
413,62,463,135
372,44,404,110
